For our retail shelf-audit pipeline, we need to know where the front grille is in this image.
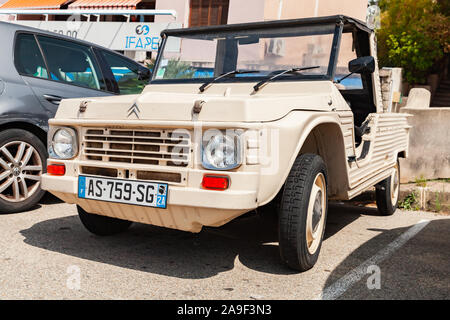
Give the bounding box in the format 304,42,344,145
136,170,182,183
81,128,191,167
81,166,118,177
80,166,183,184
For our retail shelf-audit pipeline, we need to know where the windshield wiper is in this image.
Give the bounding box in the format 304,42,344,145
199,70,259,92
253,66,320,92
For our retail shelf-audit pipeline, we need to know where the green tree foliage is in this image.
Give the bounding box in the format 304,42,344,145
377,0,449,84
146,58,156,72
384,31,442,84
162,59,196,79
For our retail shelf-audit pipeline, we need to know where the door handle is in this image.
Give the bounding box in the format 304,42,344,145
43,94,63,105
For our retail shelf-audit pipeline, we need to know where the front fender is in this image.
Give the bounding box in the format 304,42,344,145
0,116,49,132
257,110,349,205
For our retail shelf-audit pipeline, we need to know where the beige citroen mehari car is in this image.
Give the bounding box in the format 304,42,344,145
42,15,410,271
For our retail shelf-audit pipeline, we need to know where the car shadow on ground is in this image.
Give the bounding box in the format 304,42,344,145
0,193,62,215
321,218,450,299
17,193,66,213
20,201,379,279
325,202,379,240
39,192,64,205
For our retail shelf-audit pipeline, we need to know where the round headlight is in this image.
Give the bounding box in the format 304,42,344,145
51,128,77,159
202,133,241,170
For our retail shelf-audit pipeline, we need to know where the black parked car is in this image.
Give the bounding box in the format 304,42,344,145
0,21,151,213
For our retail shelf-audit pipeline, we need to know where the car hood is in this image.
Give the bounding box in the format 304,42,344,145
55,81,339,123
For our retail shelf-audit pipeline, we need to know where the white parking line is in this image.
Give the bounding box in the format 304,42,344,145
316,219,430,300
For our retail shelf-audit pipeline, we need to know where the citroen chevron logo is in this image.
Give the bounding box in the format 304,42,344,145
127,103,141,119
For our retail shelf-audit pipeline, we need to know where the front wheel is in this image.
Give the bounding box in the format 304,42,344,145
375,161,400,216
279,154,328,272
0,129,47,214
77,206,133,236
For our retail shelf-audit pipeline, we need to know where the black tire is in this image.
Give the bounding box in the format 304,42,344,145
0,129,47,214
375,161,400,216
279,154,328,272
77,205,133,236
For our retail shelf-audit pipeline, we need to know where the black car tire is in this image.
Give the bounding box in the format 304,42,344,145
77,205,133,236
279,154,328,272
375,161,400,216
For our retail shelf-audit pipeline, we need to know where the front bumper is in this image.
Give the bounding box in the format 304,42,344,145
42,170,258,233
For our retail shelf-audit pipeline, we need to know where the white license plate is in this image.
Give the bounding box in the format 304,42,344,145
78,176,168,209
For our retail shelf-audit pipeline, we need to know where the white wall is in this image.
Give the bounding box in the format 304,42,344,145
265,0,367,21
228,0,265,23
155,0,367,27
155,0,189,25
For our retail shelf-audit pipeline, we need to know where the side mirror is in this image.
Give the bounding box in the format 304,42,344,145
348,56,375,74
138,68,151,81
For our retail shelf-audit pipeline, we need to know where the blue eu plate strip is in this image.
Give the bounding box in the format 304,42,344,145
78,176,86,199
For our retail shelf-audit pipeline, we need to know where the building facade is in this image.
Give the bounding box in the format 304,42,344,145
154,0,367,25
0,0,368,61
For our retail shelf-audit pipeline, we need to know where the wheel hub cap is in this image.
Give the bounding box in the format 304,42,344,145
390,165,400,206
312,190,322,234
12,167,21,177
306,172,326,255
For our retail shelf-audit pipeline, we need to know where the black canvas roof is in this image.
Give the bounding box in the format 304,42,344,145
161,15,372,37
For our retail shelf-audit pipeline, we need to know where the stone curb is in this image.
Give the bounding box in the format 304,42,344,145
345,181,449,213
399,183,449,213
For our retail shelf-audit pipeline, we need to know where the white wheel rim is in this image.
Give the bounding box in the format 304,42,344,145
306,172,326,255
0,141,42,203
390,164,400,206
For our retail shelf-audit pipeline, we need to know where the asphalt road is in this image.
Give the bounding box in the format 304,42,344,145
0,194,448,300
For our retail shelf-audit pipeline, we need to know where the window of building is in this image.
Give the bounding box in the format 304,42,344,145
136,0,156,22
189,0,229,27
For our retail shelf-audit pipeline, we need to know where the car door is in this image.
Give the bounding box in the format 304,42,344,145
14,33,113,118
97,48,150,95
335,31,389,190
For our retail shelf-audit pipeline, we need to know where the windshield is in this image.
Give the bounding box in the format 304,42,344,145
153,24,337,83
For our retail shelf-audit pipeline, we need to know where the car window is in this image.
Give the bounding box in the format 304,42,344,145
335,32,363,90
15,33,48,79
101,51,149,95
36,35,106,91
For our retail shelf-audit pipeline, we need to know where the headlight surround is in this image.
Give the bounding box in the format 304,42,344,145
49,127,78,160
202,130,243,170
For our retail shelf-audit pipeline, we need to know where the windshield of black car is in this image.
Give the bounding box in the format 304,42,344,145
152,24,336,83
